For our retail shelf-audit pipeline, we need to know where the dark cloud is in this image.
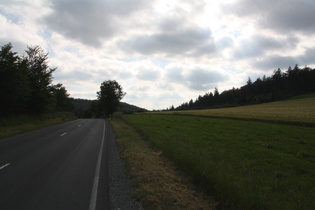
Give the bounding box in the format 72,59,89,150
167,67,227,91
224,0,315,34
136,69,160,81
215,36,234,50
120,27,216,57
233,35,298,59
254,55,298,70
44,0,150,47
167,66,185,83
299,47,315,65
186,69,226,90
253,47,315,70
54,68,94,82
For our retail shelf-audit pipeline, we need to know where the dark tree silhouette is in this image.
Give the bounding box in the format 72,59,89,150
23,45,56,114
96,80,126,117
175,65,315,110
0,43,72,116
0,43,29,115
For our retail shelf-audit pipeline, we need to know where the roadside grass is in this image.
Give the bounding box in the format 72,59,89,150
110,117,217,210
120,114,315,210
0,112,76,139
159,96,315,125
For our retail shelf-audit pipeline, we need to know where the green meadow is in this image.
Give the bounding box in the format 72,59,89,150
119,96,315,209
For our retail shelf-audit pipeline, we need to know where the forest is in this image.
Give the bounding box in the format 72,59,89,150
0,43,73,117
175,65,315,110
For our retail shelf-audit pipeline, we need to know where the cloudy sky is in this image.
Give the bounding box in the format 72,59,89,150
1,0,315,110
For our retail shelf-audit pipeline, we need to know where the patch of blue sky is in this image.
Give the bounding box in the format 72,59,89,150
151,58,171,68
118,56,147,63
62,46,78,54
39,27,53,40
0,9,19,24
46,44,56,57
61,46,87,59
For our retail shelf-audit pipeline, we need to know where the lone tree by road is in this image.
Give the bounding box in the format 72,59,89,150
97,80,125,117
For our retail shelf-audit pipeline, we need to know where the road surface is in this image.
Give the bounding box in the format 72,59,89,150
0,119,111,210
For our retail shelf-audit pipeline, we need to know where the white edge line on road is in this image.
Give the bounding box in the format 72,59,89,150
60,132,67,137
0,163,11,170
89,121,106,210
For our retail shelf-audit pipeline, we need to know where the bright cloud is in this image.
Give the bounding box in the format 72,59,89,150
1,0,314,110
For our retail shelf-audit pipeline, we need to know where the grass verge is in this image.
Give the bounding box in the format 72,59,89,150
110,117,217,210
121,114,315,210
0,112,76,139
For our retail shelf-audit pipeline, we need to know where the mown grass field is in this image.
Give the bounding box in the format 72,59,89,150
118,95,315,209
161,94,315,125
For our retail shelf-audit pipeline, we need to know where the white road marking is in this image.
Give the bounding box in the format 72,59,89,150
0,163,11,170
89,121,106,210
60,132,67,137
77,124,82,127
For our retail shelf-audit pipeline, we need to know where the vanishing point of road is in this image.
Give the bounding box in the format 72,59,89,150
0,119,114,210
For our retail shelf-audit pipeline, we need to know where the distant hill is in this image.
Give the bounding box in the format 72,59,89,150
119,102,147,113
70,98,92,118
70,98,147,117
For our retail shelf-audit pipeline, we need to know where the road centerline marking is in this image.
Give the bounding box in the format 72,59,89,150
89,121,106,210
60,132,67,137
0,163,11,170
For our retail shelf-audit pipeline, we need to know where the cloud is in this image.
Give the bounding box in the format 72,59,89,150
0,1,52,54
186,69,227,90
233,35,298,59
254,46,315,70
54,69,93,82
120,27,215,57
118,1,220,58
224,0,315,34
254,55,298,71
300,47,315,64
166,64,227,91
44,0,152,47
136,68,161,81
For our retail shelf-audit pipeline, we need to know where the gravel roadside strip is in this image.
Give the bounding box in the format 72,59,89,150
107,120,142,210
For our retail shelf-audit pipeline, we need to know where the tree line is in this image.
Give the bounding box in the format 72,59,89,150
0,43,73,116
175,65,315,110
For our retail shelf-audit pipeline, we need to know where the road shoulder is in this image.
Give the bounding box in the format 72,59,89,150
107,120,142,210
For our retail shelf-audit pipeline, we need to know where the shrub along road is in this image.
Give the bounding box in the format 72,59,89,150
0,119,139,210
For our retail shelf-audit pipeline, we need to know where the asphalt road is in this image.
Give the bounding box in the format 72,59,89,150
0,119,110,210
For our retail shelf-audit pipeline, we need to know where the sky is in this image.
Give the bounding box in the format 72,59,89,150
1,0,315,110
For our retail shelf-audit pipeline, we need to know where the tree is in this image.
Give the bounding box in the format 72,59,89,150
0,43,29,115
23,46,56,114
0,43,72,116
51,83,74,112
246,77,252,85
97,80,125,117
